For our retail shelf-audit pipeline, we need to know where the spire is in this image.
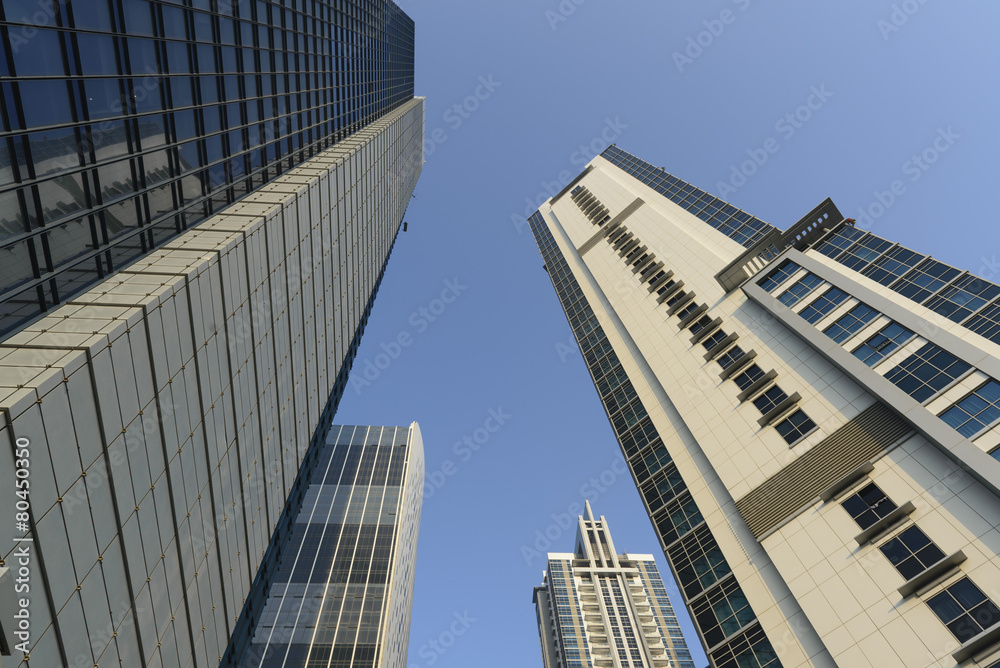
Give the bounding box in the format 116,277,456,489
584,499,595,521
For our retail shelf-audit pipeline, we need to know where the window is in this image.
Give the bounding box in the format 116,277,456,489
816,225,866,260
667,525,732,600
714,344,745,368
733,364,766,391
692,578,757,649
799,287,848,324
775,410,816,445
777,272,823,307
879,526,946,581
752,385,788,414
965,303,1000,345
675,302,699,321
837,232,893,272
852,322,913,366
927,578,1000,643
841,483,897,530
656,279,677,296
759,259,800,293
925,274,1000,324
689,314,715,336
939,380,1000,438
823,303,879,344
891,258,961,304
711,624,780,668
703,331,732,353
884,343,972,403
640,462,688,513
653,492,703,545
633,441,671,482
862,245,926,287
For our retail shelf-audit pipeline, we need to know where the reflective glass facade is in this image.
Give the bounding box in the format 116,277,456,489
0,0,415,336
229,425,423,668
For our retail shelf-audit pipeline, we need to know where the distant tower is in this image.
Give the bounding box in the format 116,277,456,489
533,502,695,668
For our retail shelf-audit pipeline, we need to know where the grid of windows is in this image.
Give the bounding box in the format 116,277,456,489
815,225,1000,346
689,314,716,336
602,145,775,249
703,330,732,354
0,0,415,336
776,272,822,307
641,462,688,514
823,303,879,344
841,483,898,530
711,624,781,668
939,380,1000,438
666,525,732,600
925,274,1000,324
654,492,704,546
633,441,671,483
926,578,1000,643
852,322,913,366
878,526,946,581
691,578,757,649
775,410,816,445
798,286,848,324
884,343,972,403
759,259,800,293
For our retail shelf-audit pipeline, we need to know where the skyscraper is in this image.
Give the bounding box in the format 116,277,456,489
533,502,695,668
0,2,423,666
527,145,1000,667
227,423,424,668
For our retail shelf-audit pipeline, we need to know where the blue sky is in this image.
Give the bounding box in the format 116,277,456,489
335,1,1000,665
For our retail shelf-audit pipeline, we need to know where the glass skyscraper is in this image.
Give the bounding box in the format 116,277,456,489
527,146,1000,667
0,2,424,666
0,0,414,336
533,502,695,668
228,424,423,668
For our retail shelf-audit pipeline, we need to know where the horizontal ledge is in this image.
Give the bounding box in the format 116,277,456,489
704,333,740,361
677,304,709,329
690,318,724,344
854,501,916,546
736,370,778,403
632,256,657,274
646,269,675,292
719,350,758,380
952,620,1000,663
639,261,665,282
898,550,967,598
820,462,875,502
758,392,802,427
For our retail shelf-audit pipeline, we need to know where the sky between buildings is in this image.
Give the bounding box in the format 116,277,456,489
334,1,1000,666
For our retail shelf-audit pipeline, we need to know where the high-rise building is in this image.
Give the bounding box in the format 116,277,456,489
0,2,423,666
532,502,695,668
527,145,1000,667
227,423,424,668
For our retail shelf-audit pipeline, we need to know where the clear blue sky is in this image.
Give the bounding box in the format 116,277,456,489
335,2,1000,666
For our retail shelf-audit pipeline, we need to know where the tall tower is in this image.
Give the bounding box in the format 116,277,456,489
0,2,423,666
533,502,695,668
527,145,1000,667
227,424,424,668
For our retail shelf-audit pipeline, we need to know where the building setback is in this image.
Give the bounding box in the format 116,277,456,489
527,145,1000,667
0,1,424,666
227,424,423,668
533,502,695,668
